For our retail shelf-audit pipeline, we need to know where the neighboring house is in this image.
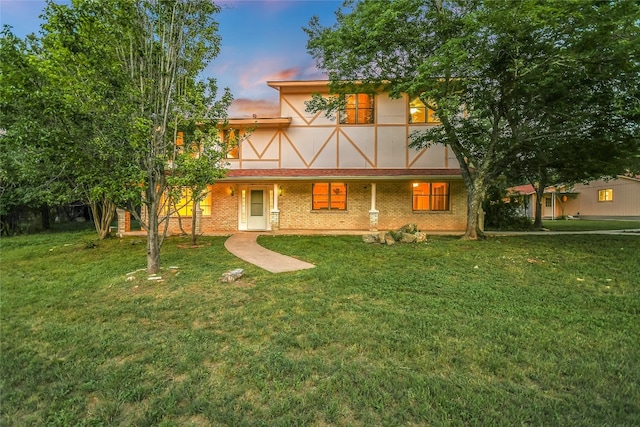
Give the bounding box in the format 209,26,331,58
509,175,640,220
118,80,468,235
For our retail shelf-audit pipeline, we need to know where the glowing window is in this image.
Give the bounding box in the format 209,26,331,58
340,94,374,124
172,188,211,217
312,183,347,210
223,128,239,159
412,182,449,211
598,189,613,202
409,97,439,124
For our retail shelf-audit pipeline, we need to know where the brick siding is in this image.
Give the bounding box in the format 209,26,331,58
158,179,466,234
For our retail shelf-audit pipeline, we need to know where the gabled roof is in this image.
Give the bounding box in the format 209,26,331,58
225,168,463,181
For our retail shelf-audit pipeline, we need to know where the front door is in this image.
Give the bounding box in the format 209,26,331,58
247,189,267,230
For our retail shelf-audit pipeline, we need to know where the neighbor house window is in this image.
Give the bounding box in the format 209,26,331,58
172,188,211,217
598,189,613,202
223,128,239,159
340,94,374,124
412,182,450,211
409,96,439,124
545,197,552,208
312,182,347,210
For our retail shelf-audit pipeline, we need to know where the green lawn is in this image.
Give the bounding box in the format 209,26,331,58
542,219,640,232
2,231,639,426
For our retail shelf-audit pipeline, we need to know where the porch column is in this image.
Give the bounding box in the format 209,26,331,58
270,183,280,231
369,182,379,232
116,208,130,237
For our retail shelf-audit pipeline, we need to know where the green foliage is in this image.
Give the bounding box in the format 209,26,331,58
304,0,640,239
483,186,533,231
2,1,231,268
2,232,639,425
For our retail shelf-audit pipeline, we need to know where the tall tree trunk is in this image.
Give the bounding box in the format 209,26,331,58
191,199,198,246
462,179,487,240
41,204,50,230
90,198,117,240
531,171,548,230
533,187,544,229
147,198,161,275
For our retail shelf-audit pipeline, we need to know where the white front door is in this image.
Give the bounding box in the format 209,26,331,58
247,189,267,230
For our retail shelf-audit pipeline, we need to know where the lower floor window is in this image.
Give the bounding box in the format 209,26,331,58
171,187,212,216
412,182,450,211
313,182,347,210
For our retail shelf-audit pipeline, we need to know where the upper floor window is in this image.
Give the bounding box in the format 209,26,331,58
340,94,374,124
222,128,239,159
409,96,440,124
598,189,613,202
412,182,449,211
312,182,347,210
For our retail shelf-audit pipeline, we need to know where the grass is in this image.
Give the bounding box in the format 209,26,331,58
1,230,639,426
542,219,640,232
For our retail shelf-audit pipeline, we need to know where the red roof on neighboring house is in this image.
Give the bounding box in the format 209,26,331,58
509,184,536,195
225,168,463,180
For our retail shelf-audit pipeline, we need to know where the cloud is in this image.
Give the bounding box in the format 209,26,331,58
262,67,300,82
229,98,280,117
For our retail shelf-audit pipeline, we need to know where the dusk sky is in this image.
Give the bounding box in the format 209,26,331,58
0,0,341,117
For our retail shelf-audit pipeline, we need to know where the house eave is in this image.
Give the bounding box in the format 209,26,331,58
222,117,292,128
222,168,464,182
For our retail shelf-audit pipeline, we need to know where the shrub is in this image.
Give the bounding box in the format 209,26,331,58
483,186,533,231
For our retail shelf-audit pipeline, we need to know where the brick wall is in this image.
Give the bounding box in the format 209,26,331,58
275,180,466,232
165,184,238,234
159,179,467,233
375,181,467,231
278,181,370,230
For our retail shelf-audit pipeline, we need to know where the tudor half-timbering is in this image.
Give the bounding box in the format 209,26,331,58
120,80,468,235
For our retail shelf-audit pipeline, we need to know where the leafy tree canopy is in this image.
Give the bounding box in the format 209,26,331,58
305,0,640,238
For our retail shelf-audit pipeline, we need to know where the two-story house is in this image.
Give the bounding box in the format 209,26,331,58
118,80,468,235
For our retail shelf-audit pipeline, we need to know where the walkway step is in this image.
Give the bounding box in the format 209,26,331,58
224,233,315,273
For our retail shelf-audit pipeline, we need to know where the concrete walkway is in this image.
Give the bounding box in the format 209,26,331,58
224,232,316,273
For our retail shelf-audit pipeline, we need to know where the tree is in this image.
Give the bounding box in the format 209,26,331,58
3,0,231,273
499,0,640,228
305,0,640,239
111,0,229,274
39,1,140,239
0,28,80,234
167,80,234,246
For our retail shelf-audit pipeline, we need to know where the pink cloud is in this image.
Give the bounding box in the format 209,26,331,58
262,67,300,82
229,98,280,117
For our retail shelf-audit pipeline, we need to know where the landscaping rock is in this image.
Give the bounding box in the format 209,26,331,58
401,232,417,243
362,234,379,244
384,233,396,245
399,223,418,234
389,230,403,242
415,231,428,243
362,224,428,245
221,268,245,283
